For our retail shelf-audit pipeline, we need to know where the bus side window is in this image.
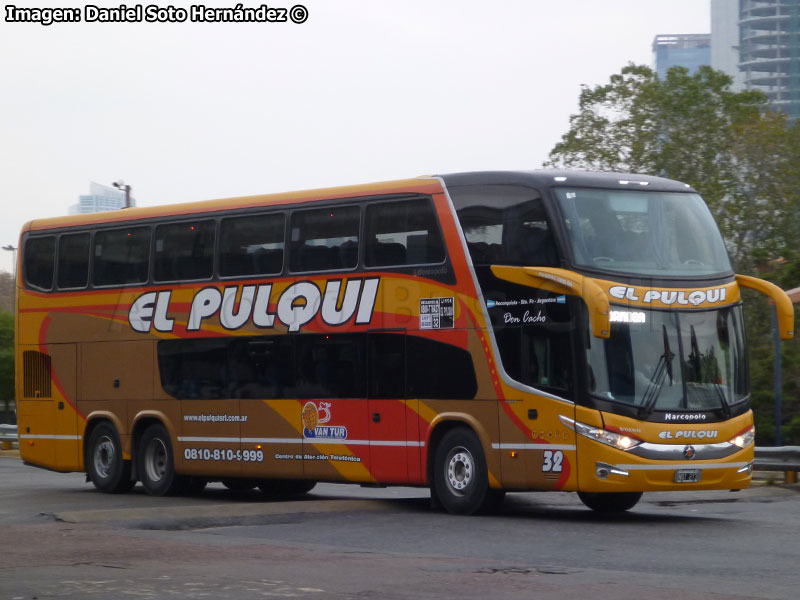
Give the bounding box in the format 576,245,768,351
220,213,285,278
295,334,366,399
57,233,90,289
364,198,445,268
154,220,215,282
289,206,360,273
368,333,405,398
406,336,477,400
93,227,151,287
24,236,56,291
452,185,558,268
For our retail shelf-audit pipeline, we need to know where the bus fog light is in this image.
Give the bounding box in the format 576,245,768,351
596,462,629,478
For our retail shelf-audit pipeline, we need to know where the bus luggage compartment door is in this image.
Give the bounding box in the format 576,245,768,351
17,344,79,471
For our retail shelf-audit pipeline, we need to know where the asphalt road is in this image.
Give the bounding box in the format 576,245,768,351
1,452,799,600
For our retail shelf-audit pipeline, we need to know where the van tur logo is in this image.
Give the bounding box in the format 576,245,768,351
609,285,727,306
128,277,380,334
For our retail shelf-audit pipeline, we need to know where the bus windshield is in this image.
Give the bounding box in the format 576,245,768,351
554,188,732,277
585,306,748,415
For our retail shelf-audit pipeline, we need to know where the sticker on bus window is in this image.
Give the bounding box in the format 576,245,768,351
420,297,454,329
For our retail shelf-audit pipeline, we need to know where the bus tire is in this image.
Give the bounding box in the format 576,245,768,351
433,428,491,515
257,479,316,496
138,423,182,496
86,422,134,493
578,491,642,513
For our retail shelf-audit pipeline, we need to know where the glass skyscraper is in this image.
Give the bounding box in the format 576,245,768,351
652,34,712,80
69,182,136,215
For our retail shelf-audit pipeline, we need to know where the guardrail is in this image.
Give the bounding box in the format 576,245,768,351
754,446,800,483
0,424,17,450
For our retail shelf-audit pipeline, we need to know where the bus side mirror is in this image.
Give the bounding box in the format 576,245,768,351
736,274,795,340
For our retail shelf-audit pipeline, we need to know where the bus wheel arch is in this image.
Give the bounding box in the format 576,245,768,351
84,419,134,493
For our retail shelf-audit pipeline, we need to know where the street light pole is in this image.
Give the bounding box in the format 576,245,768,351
2,245,16,315
112,180,132,208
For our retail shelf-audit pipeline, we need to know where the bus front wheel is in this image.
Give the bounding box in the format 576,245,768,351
433,428,493,515
138,424,182,496
87,422,134,493
578,491,642,513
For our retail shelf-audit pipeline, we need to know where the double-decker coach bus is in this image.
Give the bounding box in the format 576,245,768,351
14,171,795,514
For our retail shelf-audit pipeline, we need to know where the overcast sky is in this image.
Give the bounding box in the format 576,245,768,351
0,0,711,273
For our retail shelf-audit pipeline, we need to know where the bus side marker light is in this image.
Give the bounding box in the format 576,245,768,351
509,451,518,459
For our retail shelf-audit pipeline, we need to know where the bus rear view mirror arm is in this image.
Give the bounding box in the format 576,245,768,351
736,274,795,341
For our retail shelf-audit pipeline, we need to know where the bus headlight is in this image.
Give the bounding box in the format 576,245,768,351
559,415,641,451
729,426,755,449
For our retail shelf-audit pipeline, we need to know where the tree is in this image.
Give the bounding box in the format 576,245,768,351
0,271,13,314
547,63,800,444
0,310,13,424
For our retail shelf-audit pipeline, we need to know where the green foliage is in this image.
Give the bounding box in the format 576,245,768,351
548,63,800,445
0,310,12,404
0,271,13,314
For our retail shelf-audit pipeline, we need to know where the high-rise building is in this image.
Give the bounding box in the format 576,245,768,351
711,0,746,91
652,34,712,79
738,0,800,120
69,182,136,215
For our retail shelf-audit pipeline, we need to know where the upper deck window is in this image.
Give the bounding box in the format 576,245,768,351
364,198,445,268
154,220,215,282
554,188,732,277
57,233,90,289
220,213,285,277
24,236,55,291
450,185,559,267
94,227,151,287
289,206,359,273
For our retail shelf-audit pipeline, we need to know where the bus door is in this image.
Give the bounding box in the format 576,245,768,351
18,344,79,471
494,311,577,490
298,334,372,483
367,332,413,484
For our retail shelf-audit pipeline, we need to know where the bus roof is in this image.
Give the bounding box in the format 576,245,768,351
438,170,697,193
26,177,444,233
24,170,697,234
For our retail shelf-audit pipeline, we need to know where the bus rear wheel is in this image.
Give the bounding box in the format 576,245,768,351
138,423,182,496
578,491,643,513
433,428,493,515
87,422,134,493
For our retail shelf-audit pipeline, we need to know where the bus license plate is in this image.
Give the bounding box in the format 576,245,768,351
674,469,702,483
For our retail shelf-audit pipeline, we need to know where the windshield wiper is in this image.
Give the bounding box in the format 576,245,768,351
639,325,675,419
